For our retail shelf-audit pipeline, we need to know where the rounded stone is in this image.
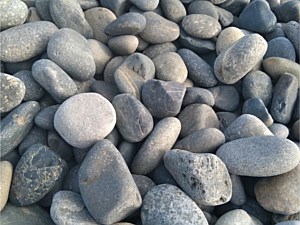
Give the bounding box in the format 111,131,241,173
0,161,13,211
112,94,153,142
34,104,59,130
230,174,247,206
269,123,289,138
216,27,245,54
143,43,177,59
160,0,186,23
91,80,120,102
0,21,58,62
25,7,41,22
129,0,159,11
214,34,268,84
118,141,138,166
183,87,215,108
217,112,238,132
103,56,126,84
0,73,26,113
215,209,261,225
35,0,52,21
164,150,232,206
132,175,156,198
141,184,209,225
48,130,73,162
282,21,300,58
264,37,296,61
63,165,80,194
255,163,300,214
182,14,221,39
149,162,177,186
78,139,142,224
108,35,139,55
131,117,181,175
216,136,300,177
188,1,219,20
99,0,127,17
47,28,96,81
274,0,300,23
215,6,234,27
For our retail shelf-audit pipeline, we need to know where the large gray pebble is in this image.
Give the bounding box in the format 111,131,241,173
164,150,232,206
216,136,300,177
108,35,139,55
129,0,159,11
0,21,58,62
160,0,186,23
183,87,215,108
215,209,262,225
79,140,142,224
264,37,296,61
141,184,209,225
282,21,300,59
34,104,59,130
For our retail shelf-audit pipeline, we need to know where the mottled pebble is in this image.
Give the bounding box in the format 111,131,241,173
0,161,13,211
34,104,59,130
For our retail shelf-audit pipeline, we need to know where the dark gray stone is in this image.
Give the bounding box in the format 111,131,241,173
292,119,300,141
34,104,59,130
183,87,215,108
216,136,300,177
112,94,153,142
78,0,99,10
230,175,247,206
100,0,127,17
160,0,186,23
63,164,80,194
35,0,52,21
1,150,20,169
149,162,177,186
219,0,250,16
91,80,120,102
143,43,177,59
105,127,122,147
103,56,126,84
265,23,286,41
108,35,139,55
283,21,300,59
269,123,289,138
4,56,39,74
48,130,73,162
274,0,300,23
132,175,156,198
73,147,90,164
78,139,142,224
188,1,218,20
129,0,159,11
217,112,238,132
118,141,139,166
264,37,296,61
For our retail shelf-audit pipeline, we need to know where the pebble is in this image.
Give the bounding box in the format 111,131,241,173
0,161,13,211
187,1,219,20
26,7,41,22
255,163,300,214
103,56,126,84
78,139,142,224
160,0,186,23
50,190,98,225
100,0,127,17
273,212,300,224
35,0,52,21
131,117,181,175
91,80,120,102
47,28,96,81
129,0,159,11
74,78,94,94
105,127,121,147
183,87,215,108
152,52,188,83
282,21,300,59
143,43,177,59
219,0,249,16
0,0,28,30
118,141,139,166
178,103,219,137
217,112,238,132
215,6,234,27
34,104,59,130
54,93,116,148
112,93,153,142
292,120,300,141
149,162,177,186
78,0,99,10
1,150,21,169
215,209,261,225
216,27,245,55
0,21,58,62
0,101,40,158
108,35,139,55
9,144,66,206
13,70,45,101
230,174,247,206
48,130,73,161
4,56,38,74
174,128,225,153
264,37,296,61
269,123,290,138
274,0,300,23
139,12,180,44
0,73,26,113
265,23,286,41
141,184,209,225
132,175,156,198
63,165,80,194
164,150,232,206
214,34,268,84
216,136,300,177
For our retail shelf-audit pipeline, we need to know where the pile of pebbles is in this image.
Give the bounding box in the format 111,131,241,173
0,0,300,224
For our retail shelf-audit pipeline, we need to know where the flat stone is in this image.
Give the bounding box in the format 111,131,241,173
131,117,181,175
0,21,58,62
217,112,238,132
54,93,116,148
164,150,232,206
112,93,153,142
216,136,300,177
108,35,139,55
78,139,142,224
47,28,96,81
141,184,209,225
216,27,245,55
269,123,289,138
34,104,59,130
215,209,262,225
255,163,300,214
91,80,120,102
264,37,296,61
0,161,13,211
160,0,186,23
143,43,177,59
132,175,156,198
0,73,26,113
183,87,215,108
129,0,159,11
230,174,247,206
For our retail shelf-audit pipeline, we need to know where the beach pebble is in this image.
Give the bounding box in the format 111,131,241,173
274,0,300,23
230,174,247,206
276,222,300,225
183,87,215,108
143,43,177,59
292,120,300,140
132,175,156,198
91,80,120,102
216,27,245,55
34,104,59,130
215,6,234,27
160,0,186,23
269,123,289,138
129,0,159,11
47,130,73,161
187,1,218,20
118,141,139,166
215,209,261,225
149,162,177,186
108,35,139,55
99,0,127,17
103,56,126,84
264,37,296,61
0,161,13,211
217,112,238,132
282,21,300,58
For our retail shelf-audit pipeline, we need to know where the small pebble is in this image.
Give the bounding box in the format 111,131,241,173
215,6,234,27
217,112,238,132
230,174,247,206
216,27,245,55
91,80,120,102
149,162,177,186
264,37,296,61
274,0,300,23
268,123,290,138
62,164,80,194
0,161,13,211
188,1,218,20
160,0,186,23
282,21,300,59
34,0,52,21
292,120,300,141
132,175,156,198
129,0,159,11
143,43,177,59
34,104,59,130
118,141,139,166
215,209,262,225
103,56,126,84
276,222,300,225
26,7,41,22
108,35,139,55
100,0,127,17
48,130,73,162
183,87,215,108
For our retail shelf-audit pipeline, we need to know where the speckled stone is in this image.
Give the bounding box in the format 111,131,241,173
0,73,26,113
215,209,262,225
108,35,139,55
160,0,186,23
54,93,116,148
143,43,177,59
216,136,300,177
48,130,73,162
164,150,232,206
0,161,13,211
183,87,215,108
141,184,209,225
264,37,296,61
132,175,156,198
34,104,59,130
216,27,245,55
0,21,58,62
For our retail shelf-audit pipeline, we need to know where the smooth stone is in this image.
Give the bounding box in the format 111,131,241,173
0,21,58,62
178,103,219,138
274,0,300,23
149,162,177,186
13,70,45,101
37,94,56,110
54,93,116,148
219,0,250,16
242,70,273,106
214,34,268,84
118,141,139,166
270,74,298,124
49,0,93,38
164,150,232,206
282,21,300,58
178,48,218,88
255,163,300,214
139,12,180,44
78,0,99,10
183,87,215,108
143,43,177,59
18,126,48,155
188,1,219,20
242,98,273,127
4,56,39,74
264,37,296,61
26,7,41,22
217,112,238,132
224,114,273,141
129,0,159,11
48,130,73,161
47,28,96,81
32,59,77,103
132,175,156,198
10,144,66,206
91,80,120,102
292,120,300,141
88,39,113,75
142,79,186,118
215,6,234,27
230,174,247,206
50,191,98,225
293,92,299,121
99,0,127,17
153,52,187,83
216,136,300,177
136,35,149,51
73,147,89,164
78,140,142,224
112,94,153,142
35,0,52,21
74,78,94,94
103,56,126,84
174,128,225,154
209,85,240,112
269,123,289,138
183,78,194,88
34,104,59,130
216,27,245,55
105,12,146,36
108,35,139,55
265,23,286,41
141,184,209,225
0,0,28,30
215,209,261,225
131,117,181,175
1,203,54,225
160,0,186,23
85,7,116,44
0,101,40,158
0,161,13,211
0,73,26,113
63,164,80,193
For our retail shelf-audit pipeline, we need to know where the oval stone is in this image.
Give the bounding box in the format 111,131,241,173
216,136,300,177
108,35,139,56
160,0,186,23
216,27,245,54
183,87,215,107
215,209,261,225
129,0,159,11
